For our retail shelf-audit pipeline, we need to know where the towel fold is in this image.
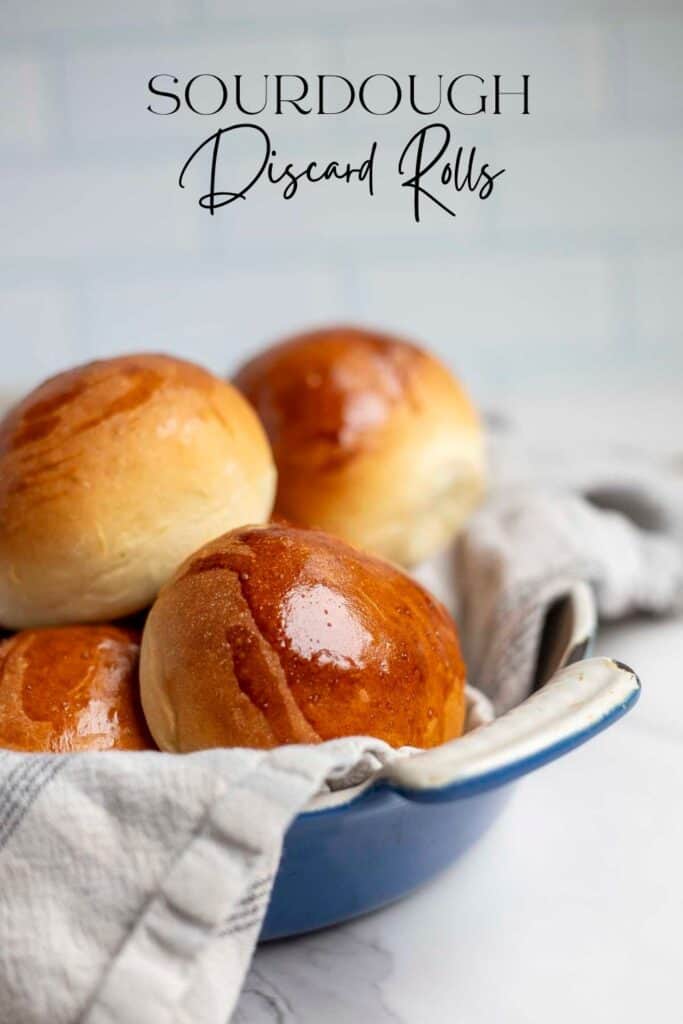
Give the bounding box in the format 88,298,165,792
456,484,682,712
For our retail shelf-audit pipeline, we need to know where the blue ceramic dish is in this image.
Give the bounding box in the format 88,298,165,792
260,582,640,940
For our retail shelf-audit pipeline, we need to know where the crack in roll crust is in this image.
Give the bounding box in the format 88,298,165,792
140,524,467,752
234,325,487,566
0,353,277,629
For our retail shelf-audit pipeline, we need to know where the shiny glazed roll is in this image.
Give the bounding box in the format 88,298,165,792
0,353,276,629
140,523,467,752
234,326,486,566
0,625,154,752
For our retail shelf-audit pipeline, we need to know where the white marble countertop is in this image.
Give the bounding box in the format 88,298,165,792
235,390,683,1024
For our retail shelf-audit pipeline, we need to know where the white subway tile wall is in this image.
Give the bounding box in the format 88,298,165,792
0,1,680,399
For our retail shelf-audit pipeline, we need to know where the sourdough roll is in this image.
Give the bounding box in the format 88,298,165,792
234,326,486,566
0,354,276,628
140,523,467,752
0,625,154,752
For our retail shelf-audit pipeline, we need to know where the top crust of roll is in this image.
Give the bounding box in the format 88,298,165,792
235,326,485,565
0,624,154,752
235,325,468,468
140,523,467,752
0,353,276,628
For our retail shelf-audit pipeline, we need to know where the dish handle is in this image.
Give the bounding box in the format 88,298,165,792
382,656,640,802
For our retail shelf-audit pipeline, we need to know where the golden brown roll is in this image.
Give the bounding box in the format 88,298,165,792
140,523,467,752
234,325,486,566
0,625,155,752
0,353,276,629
